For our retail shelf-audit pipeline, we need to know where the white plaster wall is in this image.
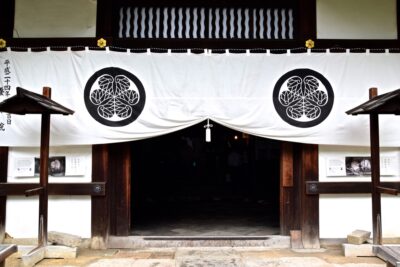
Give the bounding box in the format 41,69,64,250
319,145,400,238
6,146,92,238
13,0,97,38
317,0,397,39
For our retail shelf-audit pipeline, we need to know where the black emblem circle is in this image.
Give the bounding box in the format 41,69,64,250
84,67,146,127
273,68,334,128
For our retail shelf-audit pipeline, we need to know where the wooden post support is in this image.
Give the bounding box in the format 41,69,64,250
280,142,295,235
369,87,382,245
109,142,131,236
91,144,110,249
0,147,8,243
300,144,320,249
38,87,52,247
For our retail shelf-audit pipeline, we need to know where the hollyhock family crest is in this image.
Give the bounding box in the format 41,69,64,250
273,68,334,128
84,67,146,127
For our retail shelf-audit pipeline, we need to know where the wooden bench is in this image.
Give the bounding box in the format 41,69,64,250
0,244,17,267
374,245,400,267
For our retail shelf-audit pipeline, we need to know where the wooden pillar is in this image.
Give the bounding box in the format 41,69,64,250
398,0,400,41
109,142,131,236
91,144,110,249
369,87,382,245
280,142,295,235
280,142,319,248
0,147,8,243
297,0,316,41
38,87,51,246
300,143,320,249
0,0,15,38
96,0,114,38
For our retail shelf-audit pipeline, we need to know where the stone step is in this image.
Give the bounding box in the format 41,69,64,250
108,235,290,249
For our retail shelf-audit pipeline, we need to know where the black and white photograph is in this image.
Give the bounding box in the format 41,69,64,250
34,157,40,177
345,157,372,176
49,156,66,177
34,157,66,177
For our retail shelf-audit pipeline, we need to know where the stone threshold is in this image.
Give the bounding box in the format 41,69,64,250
108,235,290,249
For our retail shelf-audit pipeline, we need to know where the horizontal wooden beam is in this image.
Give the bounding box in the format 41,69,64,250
2,38,400,50
377,186,398,196
25,187,44,197
306,181,400,195
0,244,17,264
0,182,106,196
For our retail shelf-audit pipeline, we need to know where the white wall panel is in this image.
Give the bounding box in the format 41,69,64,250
317,0,397,39
14,0,96,38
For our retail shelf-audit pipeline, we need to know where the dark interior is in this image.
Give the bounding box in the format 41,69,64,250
130,121,280,236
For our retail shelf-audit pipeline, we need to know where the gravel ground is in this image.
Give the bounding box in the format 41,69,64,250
5,246,385,267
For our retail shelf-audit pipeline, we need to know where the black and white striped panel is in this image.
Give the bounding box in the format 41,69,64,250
119,6,294,39
252,8,294,39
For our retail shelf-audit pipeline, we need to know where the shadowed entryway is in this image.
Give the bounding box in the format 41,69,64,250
130,121,280,236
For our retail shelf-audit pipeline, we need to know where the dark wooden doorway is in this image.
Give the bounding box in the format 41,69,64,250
91,131,319,247
130,122,280,236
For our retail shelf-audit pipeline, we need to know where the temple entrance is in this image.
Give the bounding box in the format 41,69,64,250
130,121,280,236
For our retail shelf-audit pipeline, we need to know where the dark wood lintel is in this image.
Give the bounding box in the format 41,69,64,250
2,38,400,50
0,182,106,196
306,181,400,195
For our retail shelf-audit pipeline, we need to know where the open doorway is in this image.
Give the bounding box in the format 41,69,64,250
130,121,280,236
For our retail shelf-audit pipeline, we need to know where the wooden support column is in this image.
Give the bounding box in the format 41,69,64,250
96,0,114,38
280,142,320,248
280,142,295,235
38,87,51,246
297,0,316,41
0,0,15,38
91,144,110,249
300,143,320,249
109,142,131,236
369,87,382,245
0,147,8,243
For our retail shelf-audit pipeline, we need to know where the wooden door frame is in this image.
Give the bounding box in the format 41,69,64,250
91,143,131,249
280,142,320,248
0,147,8,243
92,140,320,248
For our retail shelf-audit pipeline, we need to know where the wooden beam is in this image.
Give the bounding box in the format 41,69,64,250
0,244,17,267
281,142,293,187
4,37,400,50
117,0,295,7
305,181,400,195
398,0,400,41
38,87,51,246
377,186,398,196
0,147,8,243
280,142,294,235
297,0,316,41
0,0,15,38
109,142,131,236
91,144,110,249
291,143,302,232
96,0,114,38
369,87,382,245
0,182,106,196
300,143,320,249
25,187,44,197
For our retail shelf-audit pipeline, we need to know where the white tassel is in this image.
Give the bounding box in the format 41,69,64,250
206,128,211,142
204,119,213,142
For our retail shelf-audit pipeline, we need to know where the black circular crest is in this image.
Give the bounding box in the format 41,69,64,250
273,68,334,128
84,67,146,127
